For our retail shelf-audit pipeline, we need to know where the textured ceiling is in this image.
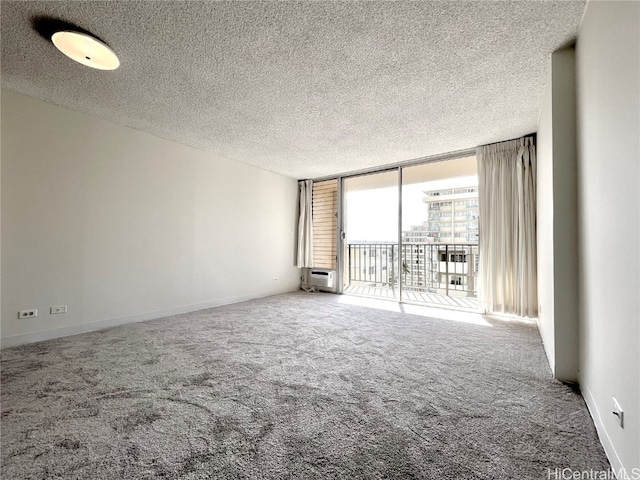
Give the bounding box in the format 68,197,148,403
1,1,586,179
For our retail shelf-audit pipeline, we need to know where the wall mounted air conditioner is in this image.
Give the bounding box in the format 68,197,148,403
309,269,335,290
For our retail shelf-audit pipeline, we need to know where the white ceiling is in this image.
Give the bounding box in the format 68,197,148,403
1,1,586,179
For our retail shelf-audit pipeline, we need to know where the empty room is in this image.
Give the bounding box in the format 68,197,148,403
1,1,638,479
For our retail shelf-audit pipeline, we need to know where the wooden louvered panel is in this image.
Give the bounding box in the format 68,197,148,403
312,179,338,269
312,182,335,190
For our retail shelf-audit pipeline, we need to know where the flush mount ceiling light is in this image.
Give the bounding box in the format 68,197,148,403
51,31,119,70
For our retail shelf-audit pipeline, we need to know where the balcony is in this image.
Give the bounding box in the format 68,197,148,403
344,285,479,310
346,243,479,311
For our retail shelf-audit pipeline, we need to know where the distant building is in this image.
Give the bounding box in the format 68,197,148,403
401,223,431,289
347,240,398,287
422,186,479,244
401,185,479,296
347,185,480,299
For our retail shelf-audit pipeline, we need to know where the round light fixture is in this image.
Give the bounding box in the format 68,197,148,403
51,31,119,70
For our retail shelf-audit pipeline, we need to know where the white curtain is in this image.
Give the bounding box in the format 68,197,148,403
296,180,313,268
477,137,537,317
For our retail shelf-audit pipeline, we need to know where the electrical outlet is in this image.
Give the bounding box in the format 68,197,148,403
50,305,67,314
18,309,38,319
612,398,624,428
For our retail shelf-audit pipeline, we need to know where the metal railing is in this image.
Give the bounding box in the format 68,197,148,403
347,243,479,298
347,243,397,288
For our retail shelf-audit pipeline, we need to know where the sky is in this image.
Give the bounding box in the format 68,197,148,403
345,175,477,242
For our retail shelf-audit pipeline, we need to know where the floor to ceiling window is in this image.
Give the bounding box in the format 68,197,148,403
342,170,399,300
335,155,479,311
400,156,479,310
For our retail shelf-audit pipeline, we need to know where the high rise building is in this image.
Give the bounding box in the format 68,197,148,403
402,185,479,296
345,184,480,298
422,186,479,244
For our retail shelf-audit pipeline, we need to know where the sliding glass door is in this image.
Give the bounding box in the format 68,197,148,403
337,155,479,311
342,171,399,299
400,156,479,309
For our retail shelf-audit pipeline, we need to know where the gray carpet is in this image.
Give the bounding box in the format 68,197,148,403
1,292,609,479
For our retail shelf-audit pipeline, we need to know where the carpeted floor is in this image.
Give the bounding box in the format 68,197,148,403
1,292,609,479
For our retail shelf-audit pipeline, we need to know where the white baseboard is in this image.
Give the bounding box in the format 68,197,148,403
1,287,297,349
580,384,626,476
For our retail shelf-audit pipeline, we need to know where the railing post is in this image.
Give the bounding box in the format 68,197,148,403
445,244,449,297
376,244,379,286
365,245,369,283
348,245,351,285
420,243,424,291
391,244,395,289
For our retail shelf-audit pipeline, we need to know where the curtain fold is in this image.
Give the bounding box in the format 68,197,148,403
296,180,313,268
477,137,537,317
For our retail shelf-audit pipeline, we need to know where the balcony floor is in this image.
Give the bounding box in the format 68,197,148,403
344,284,479,311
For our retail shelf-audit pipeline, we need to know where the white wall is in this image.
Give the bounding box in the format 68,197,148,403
536,59,556,373
536,48,579,382
1,89,300,347
576,1,639,473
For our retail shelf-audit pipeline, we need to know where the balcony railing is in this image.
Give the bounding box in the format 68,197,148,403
347,243,479,298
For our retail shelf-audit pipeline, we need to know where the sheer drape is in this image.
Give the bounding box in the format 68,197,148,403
477,137,537,317
296,180,313,268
